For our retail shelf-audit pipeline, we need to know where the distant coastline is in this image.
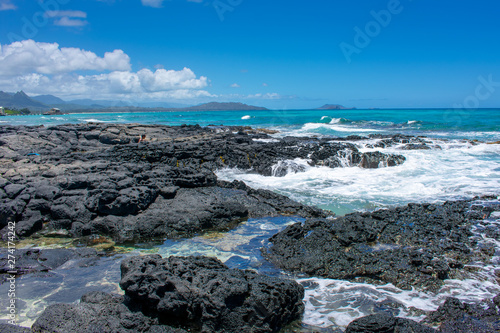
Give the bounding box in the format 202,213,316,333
2,91,500,115
45,107,500,114
59,102,268,114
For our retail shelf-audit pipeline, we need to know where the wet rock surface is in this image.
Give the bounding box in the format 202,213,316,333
0,247,101,281
264,198,497,291
0,324,32,332
424,294,500,332
31,291,186,333
345,313,436,333
120,255,305,332
345,293,500,333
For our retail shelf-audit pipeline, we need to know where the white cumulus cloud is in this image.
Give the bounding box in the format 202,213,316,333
0,40,131,75
0,40,212,101
138,68,208,91
0,71,211,100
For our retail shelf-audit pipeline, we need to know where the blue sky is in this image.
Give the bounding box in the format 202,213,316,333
0,0,499,109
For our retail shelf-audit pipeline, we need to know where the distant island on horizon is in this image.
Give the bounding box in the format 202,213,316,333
315,104,356,110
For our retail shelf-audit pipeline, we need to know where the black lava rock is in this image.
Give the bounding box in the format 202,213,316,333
0,324,32,333
346,293,500,333
264,199,491,291
31,291,186,333
345,313,436,333
0,247,100,280
120,255,305,332
0,124,340,241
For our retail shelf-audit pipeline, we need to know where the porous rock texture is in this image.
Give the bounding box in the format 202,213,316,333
264,198,497,291
119,255,305,333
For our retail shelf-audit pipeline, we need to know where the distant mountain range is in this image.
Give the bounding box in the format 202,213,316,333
1,90,354,113
0,91,268,113
316,104,356,110
31,94,67,105
0,91,48,110
30,94,190,110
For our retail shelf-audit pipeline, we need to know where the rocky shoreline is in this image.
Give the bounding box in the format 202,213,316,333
0,123,499,332
15,255,304,333
0,123,411,242
3,253,500,332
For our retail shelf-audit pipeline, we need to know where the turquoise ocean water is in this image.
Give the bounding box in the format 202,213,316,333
1,109,500,330
4,109,500,141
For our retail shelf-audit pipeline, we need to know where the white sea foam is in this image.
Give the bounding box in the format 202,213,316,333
407,120,418,124
299,279,432,328
423,130,500,141
299,276,500,329
299,203,500,329
252,138,280,143
241,115,251,120
216,141,500,214
270,158,309,177
216,132,500,329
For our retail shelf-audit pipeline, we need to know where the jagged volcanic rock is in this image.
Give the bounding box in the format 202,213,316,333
263,199,496,291
119,255,305,332
31,291,186,333
0,123,406,241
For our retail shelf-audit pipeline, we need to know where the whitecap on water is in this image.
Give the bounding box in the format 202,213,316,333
82,118,109,123
241,115,251,120
298,122,382,136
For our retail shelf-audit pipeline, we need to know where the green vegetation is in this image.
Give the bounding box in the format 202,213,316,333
5,109,20,115
3,107,31,115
